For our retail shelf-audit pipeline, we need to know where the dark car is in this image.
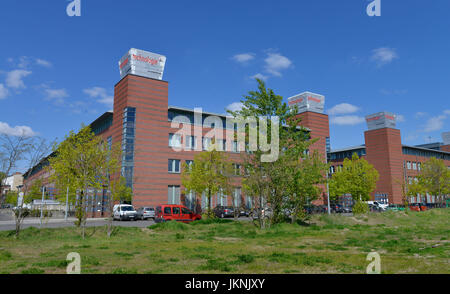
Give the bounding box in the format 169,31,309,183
136,207,155,220
330,204,344,213
213,206,235,218
239,208,251,217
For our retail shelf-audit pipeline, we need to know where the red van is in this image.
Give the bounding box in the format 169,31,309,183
154,204,202,223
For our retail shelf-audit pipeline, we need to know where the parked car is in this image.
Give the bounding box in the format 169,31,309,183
239,208,251,217
251,207,273,219
113,204,137,221
154,204,201,223
369,204,382,212
213,206,235,218
136,207,155,220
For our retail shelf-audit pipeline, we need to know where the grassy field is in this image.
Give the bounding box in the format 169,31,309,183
0,209,449,274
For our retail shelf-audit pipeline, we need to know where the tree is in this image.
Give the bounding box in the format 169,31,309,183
0,134,34,207
181,148,233,218
103,142,133,237
411,158,450,206
107,176,132,237
48,125,107,238
283,150,329,223
228,78,316,226
1,134,52,238
329,153,379,213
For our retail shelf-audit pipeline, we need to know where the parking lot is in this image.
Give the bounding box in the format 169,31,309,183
0,209,255,231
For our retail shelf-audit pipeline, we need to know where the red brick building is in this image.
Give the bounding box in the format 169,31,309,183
23,50,450,212
329,113,450,206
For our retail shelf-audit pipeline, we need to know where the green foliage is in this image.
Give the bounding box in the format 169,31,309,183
352,200,369,214
181,148,233,216
228,78,321,226
329,153,379,201
408,157,450,204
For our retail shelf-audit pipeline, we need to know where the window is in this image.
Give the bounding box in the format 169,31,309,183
407,161,411,170
168,186,180,204
203,137,212,151
201,191,209,209
186,160,194,171
216,139,226,151
182,207,191,214
217,189,227,206
233,164,241,176
245,195,253,209
168,159,181,173
185,135,197,149
169,134,181,148
172,207,180,215
234,188,242,207
164,207,172,215
185,191,196,211
232,141,239,153
413,162,417,170
418,163,421,171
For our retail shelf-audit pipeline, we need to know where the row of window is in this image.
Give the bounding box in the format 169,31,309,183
168,159,242,176
405,161,421,171
169,134,241,152
329,149,366,161
168,185,252,210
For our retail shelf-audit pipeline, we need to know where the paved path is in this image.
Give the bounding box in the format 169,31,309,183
0,217,156,231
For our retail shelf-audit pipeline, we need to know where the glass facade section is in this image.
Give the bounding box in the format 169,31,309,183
122,107,136,188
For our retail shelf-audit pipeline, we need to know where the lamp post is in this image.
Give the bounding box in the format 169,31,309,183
39,186,45,228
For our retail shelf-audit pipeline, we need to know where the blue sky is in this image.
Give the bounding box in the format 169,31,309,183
0,0,449,157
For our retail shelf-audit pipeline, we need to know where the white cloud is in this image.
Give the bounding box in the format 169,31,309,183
231,53,255,64
371,47,398,67
264,53,292,77
35,58,52,68
84,87,113,108
328,103,360,116
330,115,365,126
5,70,32,89
415,112,427,119
226,102,244,113
17,56,31,69
44,88,69,105
250,73,269,81
424,113,447,132
0,122,37,137
0,84,9,99
396,114,406,123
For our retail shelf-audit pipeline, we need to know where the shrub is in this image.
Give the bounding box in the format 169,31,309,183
21,268,45,274
353,201,369,214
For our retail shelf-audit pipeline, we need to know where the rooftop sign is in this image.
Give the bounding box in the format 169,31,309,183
442,132,450,145
287,92,325,114
366,111,397,130
119,48,167,80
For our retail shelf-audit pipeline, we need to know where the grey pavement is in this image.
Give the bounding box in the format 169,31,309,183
0,216,156,231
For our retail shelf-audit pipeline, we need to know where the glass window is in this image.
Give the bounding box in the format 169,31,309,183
169,134,181,148
233,164,241,176
168,159,181,173
203,137,211,151
185,135,196,149
407,161,411,169
164,207,171,215
182,207,191,214
172,207,180,215
413,162,417,170
232,141,239,153
168,186,180,204
234,188,242,207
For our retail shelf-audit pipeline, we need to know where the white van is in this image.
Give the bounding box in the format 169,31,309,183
113,204,137,221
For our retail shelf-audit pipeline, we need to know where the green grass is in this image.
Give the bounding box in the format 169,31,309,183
0,209,449,274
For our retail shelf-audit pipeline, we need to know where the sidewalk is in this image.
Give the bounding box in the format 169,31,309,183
0,217,108,226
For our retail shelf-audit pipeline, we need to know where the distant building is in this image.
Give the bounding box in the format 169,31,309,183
2,172,23,195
